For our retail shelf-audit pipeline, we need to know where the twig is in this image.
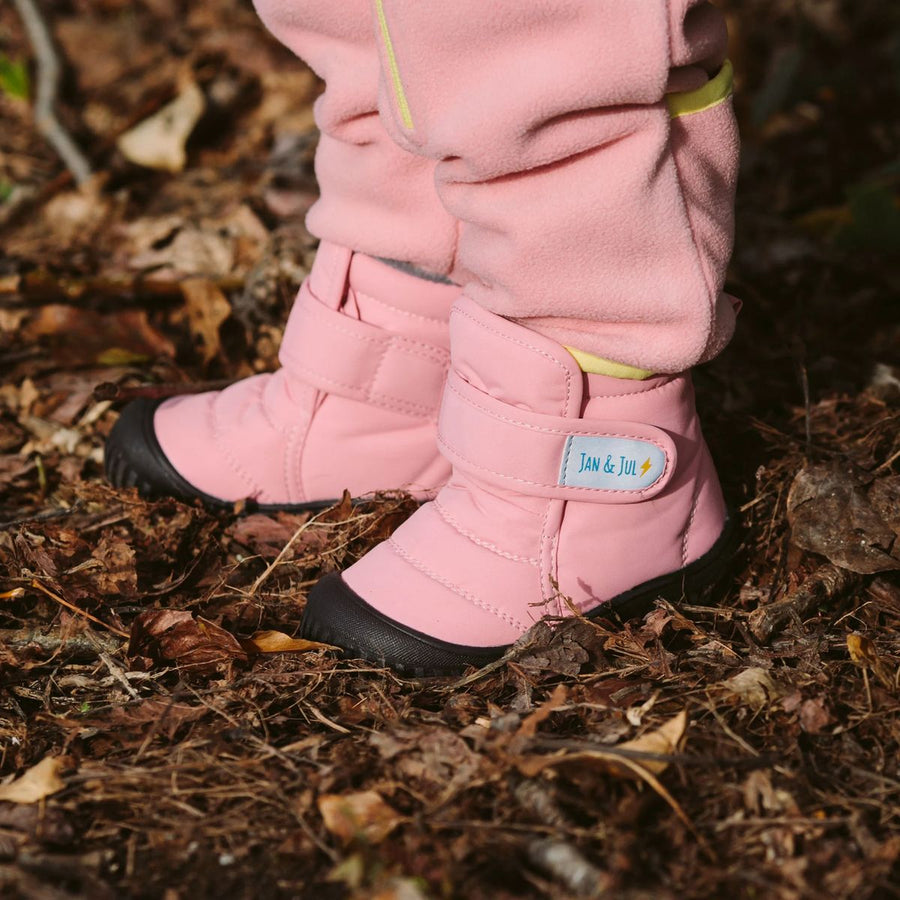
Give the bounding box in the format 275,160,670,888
247,510,322,595
12,0,93,185
0,502,81,530
93,379,236,404
98,651,141,699
30,578,130,639
0,626,123,658
748,564,861,643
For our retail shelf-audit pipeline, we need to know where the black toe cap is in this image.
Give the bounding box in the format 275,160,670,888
300,518,740,677
104,397,221,504
300,573,507,676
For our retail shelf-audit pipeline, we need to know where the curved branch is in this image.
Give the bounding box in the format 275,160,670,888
12,0,92,185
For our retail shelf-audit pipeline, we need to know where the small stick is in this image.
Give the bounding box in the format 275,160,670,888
93,379,236,404
248,510,323,595
748,564,861,643
13,0,93,185
98,651,140,698
0,503,81,530
30,578,130,639
0,625,123,658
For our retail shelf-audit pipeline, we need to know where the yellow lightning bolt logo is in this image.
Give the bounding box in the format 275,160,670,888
640,457,652,477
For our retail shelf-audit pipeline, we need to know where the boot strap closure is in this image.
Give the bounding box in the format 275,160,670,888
437,371,678,504
280,280,450,419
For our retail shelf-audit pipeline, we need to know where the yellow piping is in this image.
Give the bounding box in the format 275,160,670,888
375,0,414,131
667,59,734,118
564,346,654,380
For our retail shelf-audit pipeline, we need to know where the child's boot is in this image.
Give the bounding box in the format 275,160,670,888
301,297,735,672
105,242,459,510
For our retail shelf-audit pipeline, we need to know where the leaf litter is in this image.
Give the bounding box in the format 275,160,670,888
1,0,900,898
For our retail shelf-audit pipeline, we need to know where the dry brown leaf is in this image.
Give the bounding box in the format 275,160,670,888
848,632,879,666
317,790,404,845
247,630,331,654
117,81,205,172
129,609,248,672
181,278,232,364
24,305,175,367
227,514,307,558
0,756,69,804
516,712,697,839
516,623,591,676
743,770,800,817
787,463,900,574
602,709,688,776
516,709,688,779
722,667,785,710
91,534,138,596
40,186,112,247
98,700,208,729
517,684,568,739
847,633,895,689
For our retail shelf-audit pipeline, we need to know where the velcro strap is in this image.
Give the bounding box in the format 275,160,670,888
279,281,449,418
437,371,677,504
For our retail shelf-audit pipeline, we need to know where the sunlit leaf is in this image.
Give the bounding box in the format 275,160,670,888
0,756,68,804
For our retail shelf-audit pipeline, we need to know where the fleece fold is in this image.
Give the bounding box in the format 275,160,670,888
253,0,740,372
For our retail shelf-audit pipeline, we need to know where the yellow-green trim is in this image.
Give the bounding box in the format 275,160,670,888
375,0,414,131
667,58,733,119
564,346,654,380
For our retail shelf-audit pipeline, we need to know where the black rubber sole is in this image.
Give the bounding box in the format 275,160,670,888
301,516,740,677
104,397,336,514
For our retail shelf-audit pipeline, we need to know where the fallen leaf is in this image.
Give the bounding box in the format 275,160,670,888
848,632,879,666
0,756,68,804
743,769,800,817
129,609,248,672
40,186,111,247
515,621,594,676
24,305,175,367
722,667,784,710
246,630,331,654
382,727,482,796
117,80,205,172
227,513,309,557
517,684,568,739
516,709,688,779
318,790,404,845
869,477,900,538
90,534,138,595
787,463,900,574
847,633,895,689
181,278,232,363
604,709,688,776
133,226,234,279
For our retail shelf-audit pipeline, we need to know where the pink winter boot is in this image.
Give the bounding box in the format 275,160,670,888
301,297,736,673
105,242,459,510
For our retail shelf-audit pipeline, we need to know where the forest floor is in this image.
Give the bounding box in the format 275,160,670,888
1,1,900,897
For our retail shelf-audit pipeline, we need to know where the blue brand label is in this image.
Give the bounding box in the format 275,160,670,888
559,436,666,491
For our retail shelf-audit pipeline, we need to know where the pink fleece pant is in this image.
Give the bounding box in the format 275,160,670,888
252,0,739,374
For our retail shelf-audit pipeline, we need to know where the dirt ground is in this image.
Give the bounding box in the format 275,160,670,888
1,1,899,897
